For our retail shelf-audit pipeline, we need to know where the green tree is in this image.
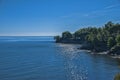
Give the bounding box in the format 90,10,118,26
87,33,97,43
107,37,115,48
86,33,98,50
116,34,120,45
54,35,61,42
97,33,102,42
62,31,72,39
105,21,114,30
54,21,120,52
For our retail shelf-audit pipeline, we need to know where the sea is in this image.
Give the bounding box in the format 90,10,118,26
0,36,120,80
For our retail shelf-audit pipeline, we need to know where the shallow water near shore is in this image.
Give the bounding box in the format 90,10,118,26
0,36,120,80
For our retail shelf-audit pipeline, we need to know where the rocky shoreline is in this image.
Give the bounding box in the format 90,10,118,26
79,43,120,59
58,42,120,59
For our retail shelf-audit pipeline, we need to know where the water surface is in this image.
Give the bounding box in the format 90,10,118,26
0,36,120,80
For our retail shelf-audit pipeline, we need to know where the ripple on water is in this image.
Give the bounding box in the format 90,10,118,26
57,44,88,80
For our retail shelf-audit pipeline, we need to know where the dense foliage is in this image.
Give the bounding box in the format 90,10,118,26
54,21,120,54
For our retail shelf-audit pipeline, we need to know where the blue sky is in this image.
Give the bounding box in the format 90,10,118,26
0,0,120,36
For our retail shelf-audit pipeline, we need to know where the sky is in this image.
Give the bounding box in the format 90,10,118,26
0,0,120,36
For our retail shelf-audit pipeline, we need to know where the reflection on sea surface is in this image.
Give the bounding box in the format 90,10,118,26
0,36,120,80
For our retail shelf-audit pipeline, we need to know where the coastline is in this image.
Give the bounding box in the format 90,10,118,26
111,55,120,59
57,42,120,59
80,44,120,59
54,22,120,60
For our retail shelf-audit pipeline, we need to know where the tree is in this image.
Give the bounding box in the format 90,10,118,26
62,31,72,39
97,33,102,42
54,35,61,42
54,21,120,52
105,21,114,30
107,37,115,48
116,34,120,45
86,33,98,51
87,33,97,43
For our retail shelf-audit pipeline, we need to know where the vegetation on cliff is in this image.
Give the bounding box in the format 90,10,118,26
54,21,120,55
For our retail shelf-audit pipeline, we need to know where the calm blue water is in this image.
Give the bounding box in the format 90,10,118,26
0,36,120,80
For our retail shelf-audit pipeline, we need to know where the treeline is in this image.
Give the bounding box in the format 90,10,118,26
54,21,120,55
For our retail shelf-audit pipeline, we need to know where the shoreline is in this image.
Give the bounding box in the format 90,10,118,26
57,42,120,59
80,47,120,59
81,48,120,59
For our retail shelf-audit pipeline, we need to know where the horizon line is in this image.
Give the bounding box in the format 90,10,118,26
0,35,55,37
